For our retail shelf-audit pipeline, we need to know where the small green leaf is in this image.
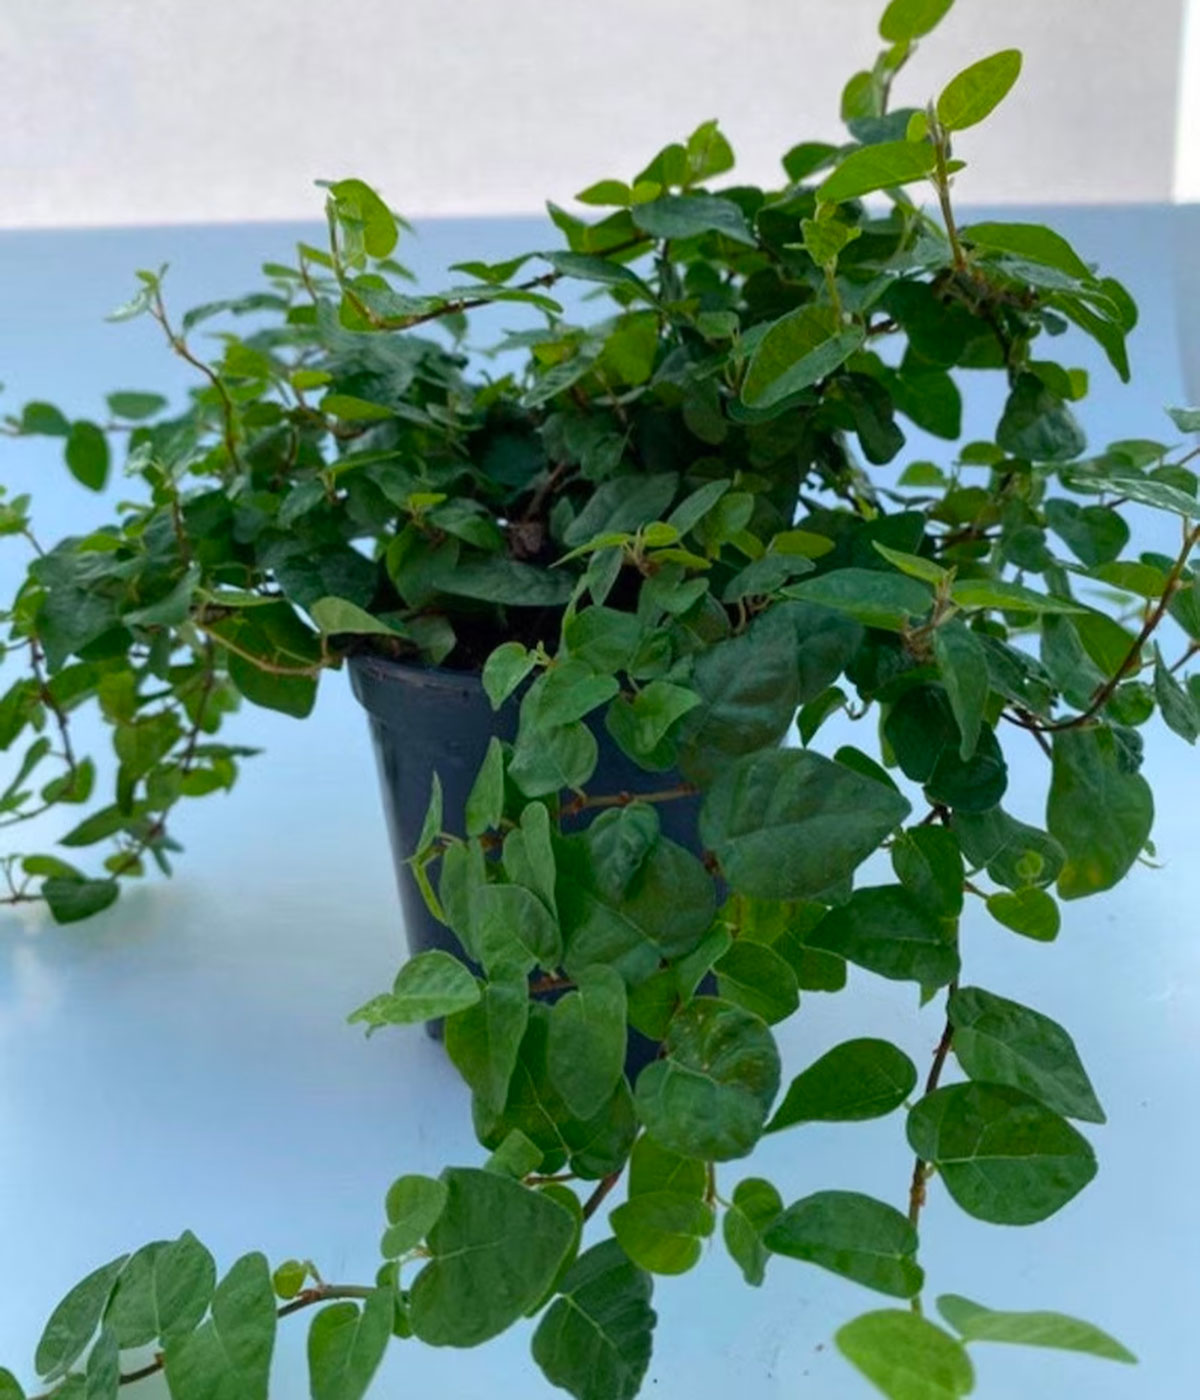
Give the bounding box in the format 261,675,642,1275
414,773,442,860
816,141,937,204
837,1310,974,1400
765,1191,923,1298
309,597,402,637
531,1239,656,1400
64,422,110,491
381,1175,449,1258
485,1128,544,1179
634,997,780,1161
786,568,932,631
722,1178,783,1286
465,737,505,836
807,886,959,986
609,1192,714,1275
949,578,1083,614
963,222,1094,283
872,542,949,585
348,951,480,1033
43,877,119,924
271,1260,309,1301
933,621,987,759
106,391,168,420
949,986,1105,1123
767,1038,918,1132
907,1083,1096,1224
985,887,1060,942
879,0,954,42
714,940,799,1024
936,49,1023,132
307,1290,393,1400
328,178,399,258
799,216,862,266
936,1294,1136,1363
631,194,756,246
482,642,537,709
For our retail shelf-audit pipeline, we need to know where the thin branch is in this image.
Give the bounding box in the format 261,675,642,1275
582,1170,623,1222
906,979,959,1312
559,783,697,820
151,290,242,474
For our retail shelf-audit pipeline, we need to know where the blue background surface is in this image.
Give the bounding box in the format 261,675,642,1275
1,207,1198,1397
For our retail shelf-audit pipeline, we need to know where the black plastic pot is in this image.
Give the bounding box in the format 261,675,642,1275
348,651,707,1072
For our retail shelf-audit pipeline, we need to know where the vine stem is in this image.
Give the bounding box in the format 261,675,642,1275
582,1170,623,1222
559,783,697,819
907,980,959,1311
930,122,967,272
150,289,242,475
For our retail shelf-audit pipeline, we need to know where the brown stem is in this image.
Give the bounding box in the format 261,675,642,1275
559,783,698,820
907,979,959,1312
151,290,242,474
582,1170,623,1222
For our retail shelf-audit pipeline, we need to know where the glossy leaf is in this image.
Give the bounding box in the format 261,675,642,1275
742,306,865,409
936,49,1023,132
817,141,937,204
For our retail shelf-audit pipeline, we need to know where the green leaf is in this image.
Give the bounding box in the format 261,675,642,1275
837,1311,974,1400
163,1252,276,1400
415,772,442,859
785,568,932,631
1043,499,1128,566
309,597,401,637
307,1290,392,1400
409,1168,576,1346
64,422,110,491
36,1255,129,1380
633,997,780,1160
984,888,1060,942
700,748,911,900
438,557,573,608
486,1128,544,1179
816,141,937,204
482,643,536,709
547,965,628,1120
106,391,168,420
381,1175,449,1258
722,1178,783,1286
84,1328,118,1400
329,178,398,258
949,578,1082,614
43,877,119,925
936,1294,1136,1363
531,1239,656,1400
891,826,964,918
765,1191,923,1298
445,979,529,1116
996,372,1085,462
1155,651,1200,742
609,1192,714,1275
271,1260,308,1301
872,542,949,585
713,941,799,1024
0,1369,24,1399
1047,727,1153,899
933,622,987,760
104,1231,215,1348
948,986,1105,1123
465,737,505,836
766,1038,918,1132
962,222,1093,283
800,216,862,266
631,194,756,246
535,662,620,727
907,1083,1096,1224
348,951,480,1033
742,306,865,409
807,886,959,986
936,49,1023,132
953,807,1065,890
879,0,954,42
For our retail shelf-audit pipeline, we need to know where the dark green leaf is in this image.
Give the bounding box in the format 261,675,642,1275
786,568,932,631
1155,652,1199,742
936,1294,1135,1363
936,49,1023,132
837,1311,974,1400
933,621,987,759
307,1289,393,1400
1047,727,1153,899
348,951,480,1033
949,986,1105,1123
465,737,505,836
891,826,964,917
907,1083,1096,1224
84,1328,118,1400
714,941,799,1024
43,877,119,924
634,997,780,1160
106,391,168,420
765,1191,923,1298
446,978,530,1117
548,965,627,1120
65,422,110,491
807,886,959,986
0,1368,22,1399
997,372,1085,462
631,194,756,246
531,1239,656,1400
700,748,911,900
1043,499,1128,567
962,222,1093,282
767,1038,918,1131
482,643,537,709
409,1168,576,1346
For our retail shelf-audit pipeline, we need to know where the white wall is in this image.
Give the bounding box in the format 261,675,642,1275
0,0,1186,229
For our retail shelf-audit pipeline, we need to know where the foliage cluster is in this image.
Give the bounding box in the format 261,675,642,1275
2,0,1191,1394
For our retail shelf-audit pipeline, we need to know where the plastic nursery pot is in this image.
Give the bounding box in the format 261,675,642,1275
348,651,706,1075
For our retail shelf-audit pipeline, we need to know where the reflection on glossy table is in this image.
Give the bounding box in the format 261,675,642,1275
2,207,1199,1398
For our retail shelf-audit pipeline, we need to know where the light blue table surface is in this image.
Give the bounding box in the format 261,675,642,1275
2,206,1199,1398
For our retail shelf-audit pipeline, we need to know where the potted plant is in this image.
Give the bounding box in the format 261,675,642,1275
0,0,1187,1393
